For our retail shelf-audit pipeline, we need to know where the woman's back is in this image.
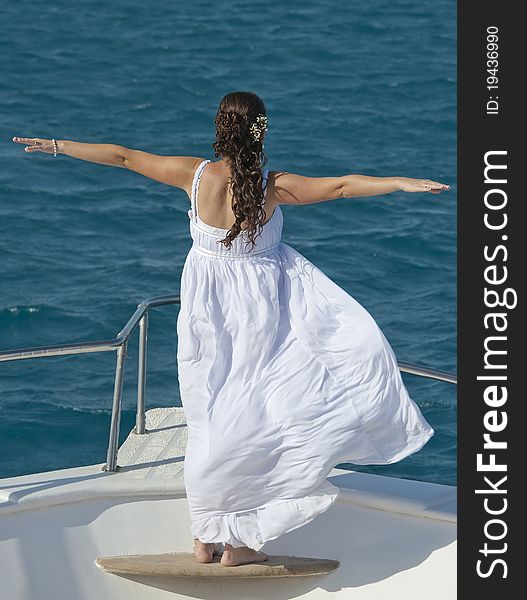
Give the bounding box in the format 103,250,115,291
193,159,277,231
187,159,283,259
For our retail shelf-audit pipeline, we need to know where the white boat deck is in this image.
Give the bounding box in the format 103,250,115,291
0,407,457,599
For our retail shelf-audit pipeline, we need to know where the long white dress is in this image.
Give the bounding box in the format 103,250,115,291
177,159,434,551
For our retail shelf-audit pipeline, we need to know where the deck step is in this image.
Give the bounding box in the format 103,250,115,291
95,552,340,578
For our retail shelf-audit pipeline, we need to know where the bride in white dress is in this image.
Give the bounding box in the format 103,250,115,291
12,91,449,568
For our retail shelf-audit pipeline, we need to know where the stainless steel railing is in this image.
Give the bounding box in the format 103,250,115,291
0,294,181,471
0,294,457,472
397,361,457,385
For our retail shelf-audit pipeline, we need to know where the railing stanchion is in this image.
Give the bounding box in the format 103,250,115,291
135,312,148,434
104,341,128,472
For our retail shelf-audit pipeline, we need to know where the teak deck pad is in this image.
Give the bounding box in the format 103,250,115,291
95,552,340,578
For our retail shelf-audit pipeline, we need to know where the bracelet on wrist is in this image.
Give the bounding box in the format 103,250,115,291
52,139,58,157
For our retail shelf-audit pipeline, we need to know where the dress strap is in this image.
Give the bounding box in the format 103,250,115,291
190,159,211,222
263,168,270,199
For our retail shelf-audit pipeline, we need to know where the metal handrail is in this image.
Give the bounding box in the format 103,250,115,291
0,294,457,472
397,361,457,385
0,294,181,471
0,294,181,362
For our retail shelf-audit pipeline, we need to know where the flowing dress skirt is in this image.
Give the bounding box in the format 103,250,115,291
176,239,434,551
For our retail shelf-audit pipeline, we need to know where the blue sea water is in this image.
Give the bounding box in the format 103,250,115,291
0,0,456,484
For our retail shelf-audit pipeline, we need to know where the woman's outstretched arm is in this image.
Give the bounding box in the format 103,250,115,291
269,171,450,205
13,136,139,167
11,136,203,194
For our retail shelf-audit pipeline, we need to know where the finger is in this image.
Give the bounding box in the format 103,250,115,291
13,137,40,145
428,181,450,189
13,137,35,144
13,138,42,146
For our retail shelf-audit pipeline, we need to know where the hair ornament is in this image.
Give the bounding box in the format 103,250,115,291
249,114,268,142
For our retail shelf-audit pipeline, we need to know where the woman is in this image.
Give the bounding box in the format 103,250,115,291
12,91,449,568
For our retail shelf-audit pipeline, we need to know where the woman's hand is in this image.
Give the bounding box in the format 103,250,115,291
398,177,450,194
12,137,56,154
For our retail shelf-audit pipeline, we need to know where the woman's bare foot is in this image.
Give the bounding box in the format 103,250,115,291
220,543,269,567
193,538,216,563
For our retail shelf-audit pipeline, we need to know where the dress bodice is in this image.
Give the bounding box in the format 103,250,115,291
187,159,283,259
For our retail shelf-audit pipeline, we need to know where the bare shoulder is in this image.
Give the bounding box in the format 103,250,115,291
123,151,207,195
266,170,344,206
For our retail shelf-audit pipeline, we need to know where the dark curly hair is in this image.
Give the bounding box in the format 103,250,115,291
212,91,269,251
